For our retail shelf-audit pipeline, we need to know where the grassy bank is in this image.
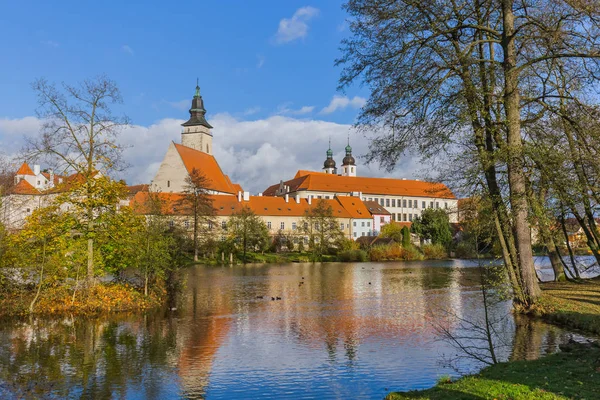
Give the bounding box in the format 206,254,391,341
386,342,600,399
533,276,600,335
0,283,161,318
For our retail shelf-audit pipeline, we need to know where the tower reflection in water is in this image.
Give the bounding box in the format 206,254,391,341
0,261,580,400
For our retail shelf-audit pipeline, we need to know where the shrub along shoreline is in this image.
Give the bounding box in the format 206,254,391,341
0,283,162,318
0,245,449,318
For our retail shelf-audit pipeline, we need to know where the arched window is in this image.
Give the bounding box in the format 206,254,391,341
207,144,209,153
351,167,354,173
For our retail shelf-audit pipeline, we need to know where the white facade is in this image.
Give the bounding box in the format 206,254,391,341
372,213,392,236
351,218,374,238
361,195,458,223
292,191,458,223
152,142,191,193
14,165,62,191
340,164,357,177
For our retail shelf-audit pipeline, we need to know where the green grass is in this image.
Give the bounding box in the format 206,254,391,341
386,343,600,399
535,277,600,335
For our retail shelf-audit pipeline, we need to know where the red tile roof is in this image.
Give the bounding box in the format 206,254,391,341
174,144,242,195
127,184,149,196
10,179,39,195
363,201,391,215
263,171,455,199
335,196,371,219
131,192,353,218
16,163,34,176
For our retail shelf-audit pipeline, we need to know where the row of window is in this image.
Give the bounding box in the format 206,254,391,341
352,221,371,228
363,197,450,210
353,231,375,238
178,220,348,231
392,213,416,222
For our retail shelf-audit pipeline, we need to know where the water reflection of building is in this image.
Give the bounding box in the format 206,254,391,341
175,267,233,398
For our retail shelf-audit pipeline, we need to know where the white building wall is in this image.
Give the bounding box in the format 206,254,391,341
151,142,190,193
351,218,374,239
372,214,392,235
295,190,459,223
1,193,59,230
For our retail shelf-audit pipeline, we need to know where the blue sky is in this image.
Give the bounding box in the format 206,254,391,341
0,1,422,193
0,1,361,124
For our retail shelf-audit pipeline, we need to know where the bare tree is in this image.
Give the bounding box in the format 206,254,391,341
23,76,129,284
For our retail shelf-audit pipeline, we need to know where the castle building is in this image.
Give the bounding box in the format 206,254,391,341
263,141,458,224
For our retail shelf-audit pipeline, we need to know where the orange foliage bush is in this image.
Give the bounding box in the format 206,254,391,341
369,244,423,261
0,283,162,317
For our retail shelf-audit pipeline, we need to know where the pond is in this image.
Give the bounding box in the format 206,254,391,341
0,259,596,399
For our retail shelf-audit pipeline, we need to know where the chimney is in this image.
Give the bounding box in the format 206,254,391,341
243,191,250,201
285,194,289,203
295,194,300,203
237,191,242,202
34,165,40,176
49,169,55,188
258,193,263,197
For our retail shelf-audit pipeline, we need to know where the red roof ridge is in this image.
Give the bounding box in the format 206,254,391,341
173,143,242,195
264,173,456,199
16,162,34,176
10,179,40,195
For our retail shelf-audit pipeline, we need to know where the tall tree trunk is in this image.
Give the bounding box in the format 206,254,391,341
531,187,565,282
501,0,541,306
553,239,575,280
193,212,199,262
459,24,524,303
559,209,581,279
545,234,566,282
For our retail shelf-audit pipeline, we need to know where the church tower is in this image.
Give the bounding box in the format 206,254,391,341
181,82,213,154
341,137,357,177
322,139,337,174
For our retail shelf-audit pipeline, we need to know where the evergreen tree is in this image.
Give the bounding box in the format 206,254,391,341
412,209,452,248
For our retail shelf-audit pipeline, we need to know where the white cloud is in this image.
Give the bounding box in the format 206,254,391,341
276,103,315,116
243,106,261,116
320,95,366,115
0,114,421,194
122,45,134,55
256,54,265,68
273,6,320,44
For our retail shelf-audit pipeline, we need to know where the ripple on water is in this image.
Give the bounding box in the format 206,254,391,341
0,260,597,400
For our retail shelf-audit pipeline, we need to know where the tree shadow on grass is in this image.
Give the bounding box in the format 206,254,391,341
479,346,600,399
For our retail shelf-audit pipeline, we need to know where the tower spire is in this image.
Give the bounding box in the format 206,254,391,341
342,134,356,176
194,78,200,98
182,81,213,129
323,137,336,174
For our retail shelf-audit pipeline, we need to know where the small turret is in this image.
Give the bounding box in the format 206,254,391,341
341,136,356,176
323,139,337,174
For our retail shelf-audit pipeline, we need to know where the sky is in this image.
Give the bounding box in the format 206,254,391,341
0,1,422,193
